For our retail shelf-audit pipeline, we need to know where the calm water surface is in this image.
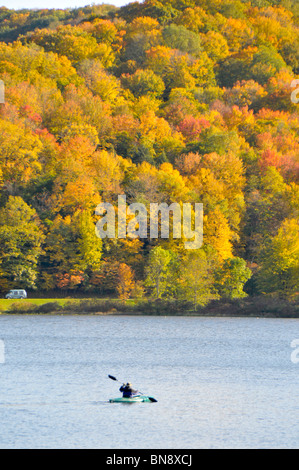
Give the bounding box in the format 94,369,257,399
0,314,298,449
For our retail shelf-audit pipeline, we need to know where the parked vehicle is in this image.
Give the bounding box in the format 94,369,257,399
5,289,27,299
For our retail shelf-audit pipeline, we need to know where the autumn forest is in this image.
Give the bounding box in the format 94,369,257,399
0,0,298,309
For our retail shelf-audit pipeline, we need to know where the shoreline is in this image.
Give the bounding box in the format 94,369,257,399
0,312,297,318
0,296,298,318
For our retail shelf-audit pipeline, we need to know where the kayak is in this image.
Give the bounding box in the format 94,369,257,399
109,395,155,403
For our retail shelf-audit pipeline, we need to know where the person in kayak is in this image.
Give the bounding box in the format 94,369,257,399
119,382,139,398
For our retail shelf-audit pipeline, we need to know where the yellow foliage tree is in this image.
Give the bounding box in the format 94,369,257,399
116,263,135,300
204,208,234,261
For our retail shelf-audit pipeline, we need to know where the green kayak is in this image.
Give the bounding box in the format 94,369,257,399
109,395,156,403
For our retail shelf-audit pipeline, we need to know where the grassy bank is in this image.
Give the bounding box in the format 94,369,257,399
0,296,298,317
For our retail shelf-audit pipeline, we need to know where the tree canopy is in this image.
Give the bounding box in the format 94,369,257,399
0,0,298,305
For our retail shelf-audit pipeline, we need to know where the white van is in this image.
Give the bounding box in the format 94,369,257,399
5,289,27,299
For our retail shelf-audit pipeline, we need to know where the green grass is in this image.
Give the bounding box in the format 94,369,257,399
0,297,136,315
0,298,71,312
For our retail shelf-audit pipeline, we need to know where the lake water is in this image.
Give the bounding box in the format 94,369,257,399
0,314,298,449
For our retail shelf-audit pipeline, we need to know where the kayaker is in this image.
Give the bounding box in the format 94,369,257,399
119,382,139,398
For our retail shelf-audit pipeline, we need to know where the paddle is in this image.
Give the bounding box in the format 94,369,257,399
108,375,157,402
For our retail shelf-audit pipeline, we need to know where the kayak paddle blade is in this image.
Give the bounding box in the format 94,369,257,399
108,374,118,381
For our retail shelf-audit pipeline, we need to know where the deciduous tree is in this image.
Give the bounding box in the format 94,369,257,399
145,246,177,298
214,257,252,299
257,218,299,300
0,196,44,288
116,263,135,300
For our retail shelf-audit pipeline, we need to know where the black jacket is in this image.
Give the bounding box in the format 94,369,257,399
119,384,138,397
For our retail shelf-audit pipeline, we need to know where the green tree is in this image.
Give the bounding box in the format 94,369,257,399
75,210,102,272
163,24,202,57
121,68,165,99
243,167,292,261
250,45,288,85
214,257,252,299
178,249,215,306
257,218,299,300
145,245,177,298
0,196,45,289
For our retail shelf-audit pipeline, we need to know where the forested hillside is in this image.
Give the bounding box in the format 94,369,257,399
0,0,298,305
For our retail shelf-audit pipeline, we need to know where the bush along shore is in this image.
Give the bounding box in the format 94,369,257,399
0,296,298,318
